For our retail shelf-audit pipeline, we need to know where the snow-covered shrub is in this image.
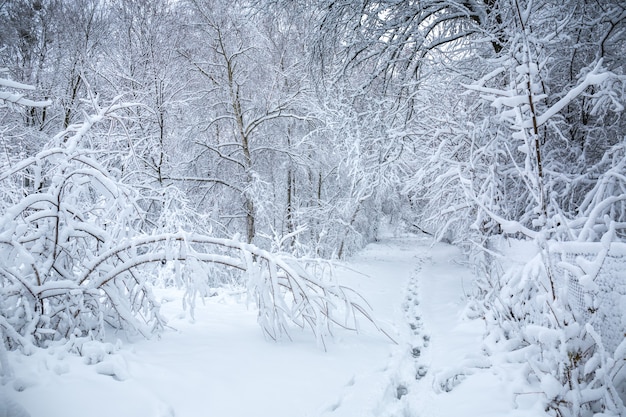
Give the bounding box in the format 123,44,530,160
482,243,625,417
0,99,166,350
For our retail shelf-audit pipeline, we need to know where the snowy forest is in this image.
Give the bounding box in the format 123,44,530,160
1,0,625,416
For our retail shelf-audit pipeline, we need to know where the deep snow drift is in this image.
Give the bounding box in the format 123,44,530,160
2,235,546,417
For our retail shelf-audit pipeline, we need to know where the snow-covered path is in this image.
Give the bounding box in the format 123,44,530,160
5,235,542,416
319,236,538,417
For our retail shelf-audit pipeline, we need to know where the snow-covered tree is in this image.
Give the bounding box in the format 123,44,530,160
173,0,313,246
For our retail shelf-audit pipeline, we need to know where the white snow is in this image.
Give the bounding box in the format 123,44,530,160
3,234,546,417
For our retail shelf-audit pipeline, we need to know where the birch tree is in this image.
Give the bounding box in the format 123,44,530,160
178,0,313,245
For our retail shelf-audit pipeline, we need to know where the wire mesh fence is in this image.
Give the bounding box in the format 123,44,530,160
551,242,626,356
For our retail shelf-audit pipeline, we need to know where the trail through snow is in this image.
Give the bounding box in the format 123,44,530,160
4,234,543,416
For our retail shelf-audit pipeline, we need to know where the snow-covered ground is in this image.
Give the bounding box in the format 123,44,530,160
2,235,546,417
